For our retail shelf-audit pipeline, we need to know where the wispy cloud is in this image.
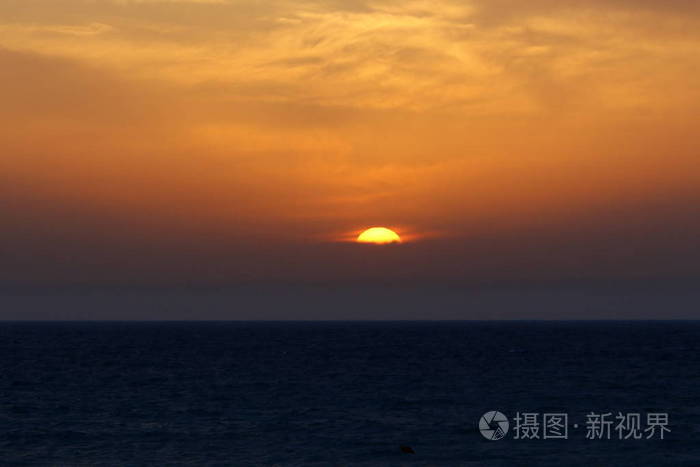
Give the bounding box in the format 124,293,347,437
0,0,699,283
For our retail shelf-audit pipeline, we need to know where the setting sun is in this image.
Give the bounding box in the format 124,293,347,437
356,227,402,244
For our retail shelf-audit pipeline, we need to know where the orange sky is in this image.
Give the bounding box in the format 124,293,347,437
1,0,699,283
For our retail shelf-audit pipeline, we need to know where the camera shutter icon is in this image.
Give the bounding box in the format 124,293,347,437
479,411,509,440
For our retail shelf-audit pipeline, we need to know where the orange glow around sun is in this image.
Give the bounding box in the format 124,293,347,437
356,227,402,244
1,0,700,274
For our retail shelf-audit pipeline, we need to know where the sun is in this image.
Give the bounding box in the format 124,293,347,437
356,227,402,244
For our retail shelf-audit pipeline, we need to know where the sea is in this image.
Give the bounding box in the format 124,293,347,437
1,321,698,466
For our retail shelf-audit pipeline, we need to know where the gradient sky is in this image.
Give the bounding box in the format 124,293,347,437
2,0,699,287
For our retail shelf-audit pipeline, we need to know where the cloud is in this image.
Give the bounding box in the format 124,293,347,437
0,1,699,284
2,0,699,116
0,22,116,36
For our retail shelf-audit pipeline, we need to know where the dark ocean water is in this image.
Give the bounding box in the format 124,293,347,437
1,321,699,466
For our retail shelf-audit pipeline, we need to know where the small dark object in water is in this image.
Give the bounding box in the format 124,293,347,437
400,445,415,454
